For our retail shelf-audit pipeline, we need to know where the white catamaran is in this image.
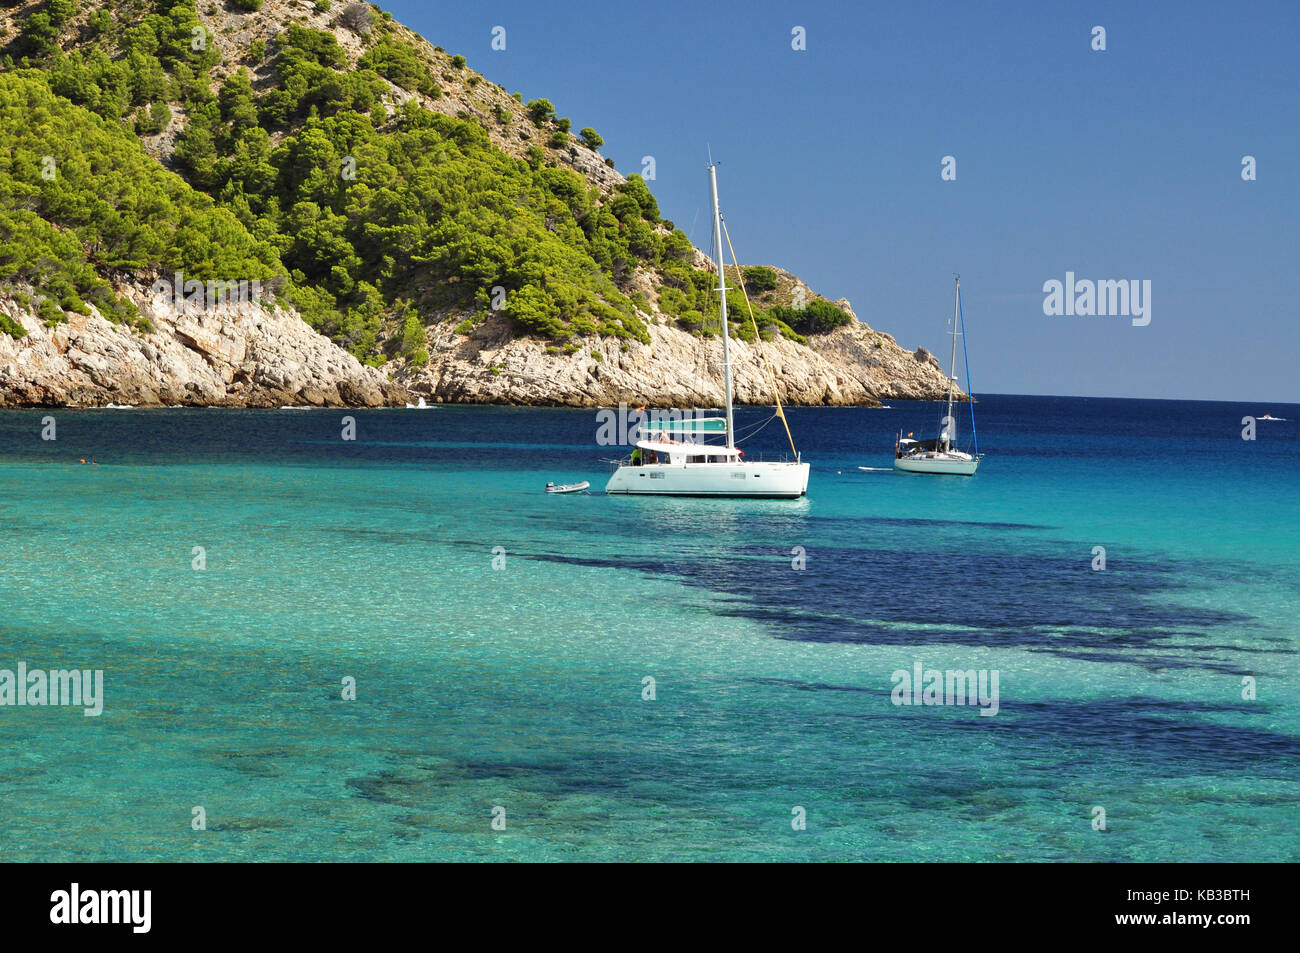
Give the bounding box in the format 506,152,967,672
605,163,810,498
894,276,983,476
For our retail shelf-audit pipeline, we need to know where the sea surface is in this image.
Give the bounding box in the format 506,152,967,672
0,395,1296,861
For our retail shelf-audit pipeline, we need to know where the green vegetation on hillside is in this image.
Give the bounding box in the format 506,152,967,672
0,0,852,355
0,69,282,336
769,299,854,335
743,265,778,293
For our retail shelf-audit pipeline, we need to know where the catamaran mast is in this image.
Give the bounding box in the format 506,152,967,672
709,163,735,449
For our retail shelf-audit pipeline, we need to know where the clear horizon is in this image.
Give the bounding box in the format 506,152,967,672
384,0,1299,404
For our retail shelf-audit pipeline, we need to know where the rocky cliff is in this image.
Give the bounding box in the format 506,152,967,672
0,282,403,408
397,302,956,407
0,278,958,408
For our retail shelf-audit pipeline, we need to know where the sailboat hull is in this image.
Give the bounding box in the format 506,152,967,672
894,454,980,476
606,461,809,497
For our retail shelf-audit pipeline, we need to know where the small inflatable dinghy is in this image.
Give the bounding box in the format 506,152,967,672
545,481,590,494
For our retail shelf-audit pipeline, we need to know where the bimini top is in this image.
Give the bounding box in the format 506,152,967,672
633,417,728,450
629,418,741,458
640,417,727,436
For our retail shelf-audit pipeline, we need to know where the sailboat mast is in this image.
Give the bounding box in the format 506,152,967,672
945,276,960,449
709,163,735,449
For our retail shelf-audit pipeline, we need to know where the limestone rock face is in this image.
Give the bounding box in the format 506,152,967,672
393,306,961,408
0,279,960,410
0,283,407,408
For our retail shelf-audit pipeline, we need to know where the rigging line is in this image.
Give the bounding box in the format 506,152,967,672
733,413,778,441
958,291,979,457
719,219,798,457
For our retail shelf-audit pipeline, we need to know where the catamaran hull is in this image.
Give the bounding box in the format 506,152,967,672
606,461,810,497
894,456,980,476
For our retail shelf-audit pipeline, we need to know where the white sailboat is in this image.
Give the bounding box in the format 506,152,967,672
605,163,810,498
894,276,983,476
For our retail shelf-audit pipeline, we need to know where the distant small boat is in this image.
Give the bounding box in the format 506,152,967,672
894,276,982,476
1258,414,1286,421
546,481,589,494
104,403,134,409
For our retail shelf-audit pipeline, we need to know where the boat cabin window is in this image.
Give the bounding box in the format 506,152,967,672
687,455,706,464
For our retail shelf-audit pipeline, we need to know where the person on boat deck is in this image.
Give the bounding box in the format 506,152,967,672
630,448,643,466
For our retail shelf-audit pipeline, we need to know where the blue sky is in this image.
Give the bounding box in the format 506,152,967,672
385,0,1298,402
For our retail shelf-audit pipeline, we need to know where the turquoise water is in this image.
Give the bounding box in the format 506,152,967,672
0,397,1296,861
